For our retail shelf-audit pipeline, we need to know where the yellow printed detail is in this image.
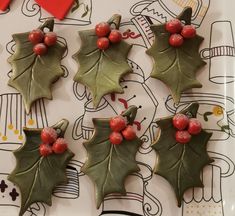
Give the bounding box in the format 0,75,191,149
14,130,19,135
2,136,7,141
213,106,223,116
8,124,14,130
28,119,35,126
18,135,24,140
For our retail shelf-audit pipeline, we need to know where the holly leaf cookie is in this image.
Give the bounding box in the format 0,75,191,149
146,7,206,104
73,14,132,108
8,19,66,114
8,119,74,216
82,106,142,208
152,103,213,207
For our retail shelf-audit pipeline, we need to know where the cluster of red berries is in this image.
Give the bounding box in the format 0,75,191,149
173,113,202,144
95,22,122,50
28,29,58,56
109,116,136,145
166,19,196,47
39,127,68,157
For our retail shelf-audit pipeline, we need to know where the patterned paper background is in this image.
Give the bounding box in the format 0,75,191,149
0,0,235,216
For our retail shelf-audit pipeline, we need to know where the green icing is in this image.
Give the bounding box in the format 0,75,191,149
146,7,206,104
8,19,66,114
73,14,132,108
152,103,213,207
81,106,142,208
8,119,74,216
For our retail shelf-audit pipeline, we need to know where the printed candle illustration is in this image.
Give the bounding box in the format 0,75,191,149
201,21,235,84
0,93,48,151
182,152,235,216
22,0,92,25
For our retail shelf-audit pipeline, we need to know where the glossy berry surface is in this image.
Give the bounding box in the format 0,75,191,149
188,118,202,135
165,19,183,34
181,25,196,39
52,138,68,154
175,130,191,144
28,29,44,44
109,132,123,145
39,144,53,157
110,116,127,132
109,30,122,43
33,43,48,56
122,125,136,141
172,113,189,130
41,127,57,144
44,32,57,46
169,34,184,47
97,37,110,50
95,22,111,37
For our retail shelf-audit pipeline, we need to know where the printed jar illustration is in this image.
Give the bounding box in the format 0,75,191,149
201,21,235,84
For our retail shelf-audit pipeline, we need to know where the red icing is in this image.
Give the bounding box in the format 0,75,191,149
35,0,75,20
0,0,11,11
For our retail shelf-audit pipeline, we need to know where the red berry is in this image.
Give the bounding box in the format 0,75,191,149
110,116,127,132
28,29,44,44
52,138,68,154
109,132,123,145
33,43,48,56
122,125,136,141
188,118,202,135
39,144,53,157
172,114,189,130
95,22,111,37
44,32,57,46
97,37,110,50
165,19,183,34
169,34,184,47
108,30,122,43
41,127,57,144
181,25,196,39
175,131,191,144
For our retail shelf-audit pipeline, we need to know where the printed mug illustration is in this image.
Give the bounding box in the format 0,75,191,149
100,162,162,216
120,0,210,48
21,0,92,26
165,92,235,141
201,21,235,84
182,151,235,216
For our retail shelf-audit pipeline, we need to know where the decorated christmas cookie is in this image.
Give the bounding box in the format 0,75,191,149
146,7,206,104
8,119,74,216
8,19,66,114
73,14,133,108
81,105,142,208
152,103,213,207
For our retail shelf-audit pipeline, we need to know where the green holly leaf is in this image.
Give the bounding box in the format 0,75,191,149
8,119,74,216
81,106,142,208
146,7,206,104
73,14,132,108
152,103,213,207
8,19,66,114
